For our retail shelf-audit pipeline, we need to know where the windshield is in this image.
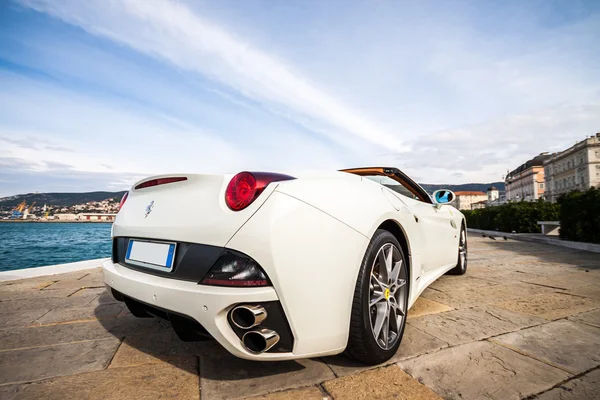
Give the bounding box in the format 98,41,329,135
363,175,422,200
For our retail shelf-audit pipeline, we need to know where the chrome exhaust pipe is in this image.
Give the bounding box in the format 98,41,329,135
230,305,267,329
242,329,280,354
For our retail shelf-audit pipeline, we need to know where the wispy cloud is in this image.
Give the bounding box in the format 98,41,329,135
19,0,406,152
1,0,599,196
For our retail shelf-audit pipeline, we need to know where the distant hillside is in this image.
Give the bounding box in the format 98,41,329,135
0,182,505,209
0,191,126,208
420,182,505,193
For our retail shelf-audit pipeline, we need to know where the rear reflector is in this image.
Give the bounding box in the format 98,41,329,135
135,177,187,190
201,250,270,287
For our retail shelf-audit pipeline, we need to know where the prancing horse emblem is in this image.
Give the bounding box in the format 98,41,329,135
145,201,154,218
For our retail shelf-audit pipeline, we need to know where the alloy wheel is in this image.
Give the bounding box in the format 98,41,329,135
368,243,407,350
459,229,467,269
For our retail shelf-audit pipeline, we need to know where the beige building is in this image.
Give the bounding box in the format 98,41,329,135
78,213,116,221
544,133,600,203
505,153,551,202
455,191,487,211
471,200,487,210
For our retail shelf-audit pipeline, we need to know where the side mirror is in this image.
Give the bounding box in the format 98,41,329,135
432,189,456,205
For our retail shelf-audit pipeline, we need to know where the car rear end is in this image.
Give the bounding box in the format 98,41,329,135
103,171,370,360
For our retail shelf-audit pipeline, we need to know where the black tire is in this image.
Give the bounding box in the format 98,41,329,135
345,229,409,365
447,225,467,275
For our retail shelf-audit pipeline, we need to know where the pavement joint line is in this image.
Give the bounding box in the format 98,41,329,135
516,281,569,291
67,287,84,297
318,383,334,399
521,364,600,400
487,337,576,375
77,273,90,281
319,357,339,379
0,337,117,354
106,340,123,369
27,317,116,328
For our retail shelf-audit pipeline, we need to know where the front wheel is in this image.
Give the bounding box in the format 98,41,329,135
345,229,409,365
447,226,467,275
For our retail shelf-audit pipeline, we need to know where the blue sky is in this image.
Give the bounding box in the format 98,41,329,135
1,0,599,196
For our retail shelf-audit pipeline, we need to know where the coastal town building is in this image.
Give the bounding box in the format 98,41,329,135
505,153,551,202
471,200,487,210
79,213,116,221
544,133,600,203
454,191,487,210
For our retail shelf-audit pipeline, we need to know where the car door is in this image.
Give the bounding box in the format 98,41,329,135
389,192,456,272
341,167,457,273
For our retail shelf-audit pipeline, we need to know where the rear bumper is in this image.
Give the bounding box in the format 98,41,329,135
103,260,300,360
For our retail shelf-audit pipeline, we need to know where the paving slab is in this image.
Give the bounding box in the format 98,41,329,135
324,325,448,377
14,362,200,400
428,275,499,292
568,309,600,328
0,287,79,302
109,330,203,374
566,284,600,300
104,315,172,339
407,305,547,345
0,338,121,385
518,271,600,290
0,385,23,400
199,342,334,400
491,320,600,374
30,303,124,326
493,292,600,320
0,319,116,351
0,309,51,329
398,340,569,400
244,387,326,400
408,297,453,319
0,280,55,292
87,290,122,306
69,287,106,298
535,368,600,400
420,282,555,309
323,365,442,400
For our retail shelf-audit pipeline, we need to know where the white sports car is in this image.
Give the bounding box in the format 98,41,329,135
103,167,467,365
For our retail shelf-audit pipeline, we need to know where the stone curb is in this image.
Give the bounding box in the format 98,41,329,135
467,228,600,253
0,258,108,282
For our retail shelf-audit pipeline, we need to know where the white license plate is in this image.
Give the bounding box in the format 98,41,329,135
125,240,176,272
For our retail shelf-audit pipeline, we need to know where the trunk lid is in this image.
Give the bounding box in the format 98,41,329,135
112,174,276,247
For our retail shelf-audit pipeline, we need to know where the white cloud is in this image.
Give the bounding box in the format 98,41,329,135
19,0,406,152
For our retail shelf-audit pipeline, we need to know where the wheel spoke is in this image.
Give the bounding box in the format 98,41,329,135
390,259,402,283
371,274,386,290
377,249,388,282
385,246,394,283
370,290,386,307
372,302,387,340
391,279,406,295
389,303,400,332
382,309,390,348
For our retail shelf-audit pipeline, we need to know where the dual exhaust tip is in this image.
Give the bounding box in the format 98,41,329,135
231,305,279,354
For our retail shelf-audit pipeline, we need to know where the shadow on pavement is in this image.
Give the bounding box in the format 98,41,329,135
94,293,307,380
475,237,600,271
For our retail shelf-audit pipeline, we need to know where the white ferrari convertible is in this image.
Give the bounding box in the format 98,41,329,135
103,167,467,365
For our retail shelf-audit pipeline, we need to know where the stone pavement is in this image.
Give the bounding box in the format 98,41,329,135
0,237,599,400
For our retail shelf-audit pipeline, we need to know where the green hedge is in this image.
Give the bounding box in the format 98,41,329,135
462,200,560,233
557,187,600,244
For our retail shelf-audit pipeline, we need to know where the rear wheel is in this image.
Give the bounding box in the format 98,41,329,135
346,229,409,365
447,226,467,275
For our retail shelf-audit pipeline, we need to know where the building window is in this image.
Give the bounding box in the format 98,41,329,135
539,183,544,189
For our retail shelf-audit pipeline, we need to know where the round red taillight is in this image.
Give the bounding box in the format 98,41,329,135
225,171,296,211
118,191,129,211
226,172,257,211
